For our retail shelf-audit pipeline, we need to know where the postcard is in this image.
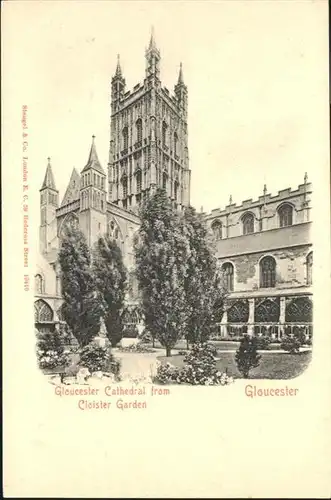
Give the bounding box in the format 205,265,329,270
3,0,331,497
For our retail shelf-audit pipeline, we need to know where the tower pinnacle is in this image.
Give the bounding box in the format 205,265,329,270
115,54,122,77
178,62,184,85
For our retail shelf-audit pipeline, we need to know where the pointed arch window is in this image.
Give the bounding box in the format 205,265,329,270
174,132,178,156
174,181,179,201
306,252,313,285
278,203,293,227
242,213,254,235
222,262,234,292
122,176,128,198
136,119,142,143
211,220,222,240
35,274,44,294
162,172,167,190
162,121,168,148
136,170,142,194
260,256,276,288
34,299,53,323
122,126,128,151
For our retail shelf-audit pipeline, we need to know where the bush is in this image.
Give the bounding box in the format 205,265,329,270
235,335,261,378
280,329,308,354
255,335,271,350
153,343,234,386
118,343,156,354
36,327,72,372
122,325,139,338
79,343,121,379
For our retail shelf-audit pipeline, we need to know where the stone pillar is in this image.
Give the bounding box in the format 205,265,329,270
247,298,255,335
279,296,286,340
220,310,228,338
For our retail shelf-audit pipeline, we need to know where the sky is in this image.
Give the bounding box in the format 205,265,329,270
4,0,329,217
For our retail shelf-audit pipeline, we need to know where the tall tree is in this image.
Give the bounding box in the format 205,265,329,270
135,189,188,357
182,206,227,345
92,235,127,347
58,225,103,347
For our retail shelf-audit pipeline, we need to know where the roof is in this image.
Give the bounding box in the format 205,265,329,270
41,158,57,191
81,136,105,174
60,168,81,207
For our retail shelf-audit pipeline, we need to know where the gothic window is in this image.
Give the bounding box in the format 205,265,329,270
122,126,128,151
136,170,142,194
242,213,254,235
174,181,179,201
278,203,293,227
174,132,178,156
101,177,104,190
108,219,122,247
60,213,79,238
211,220,222,240
162,172,167,190
162,121,168,148
254,298,280,323
123,307,140,325
222,263,234,292
306,252,313,285
88,173,90,184
35,274,43,294
285,297,313,323
260,256,276,288
227,300,249,323
34,299,53,323
136,119,142,143
122,176,128,198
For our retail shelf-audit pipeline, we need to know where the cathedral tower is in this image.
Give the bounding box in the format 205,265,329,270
79,136,107,246
39,158,59,254
108,29,191,211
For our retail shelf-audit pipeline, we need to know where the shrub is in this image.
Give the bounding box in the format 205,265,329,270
36,327,72,372
280,329,308,354
255,335,271,350
118,343,156,354
79,343,121,379
153,343,234,386
235,335,261,378
122,325,139,338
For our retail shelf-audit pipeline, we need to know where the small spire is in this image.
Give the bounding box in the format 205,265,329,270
115,54,122,77
81,135,105,174
41,157,57,191
304,172,308,184
149,25,157,50
178,62,184,85
263,184,267,196
229,195,233,205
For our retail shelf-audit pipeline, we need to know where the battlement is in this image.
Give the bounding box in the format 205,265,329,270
206,181,312,220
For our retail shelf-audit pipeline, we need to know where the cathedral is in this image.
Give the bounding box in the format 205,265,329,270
34,31,313,342
35,31,190,335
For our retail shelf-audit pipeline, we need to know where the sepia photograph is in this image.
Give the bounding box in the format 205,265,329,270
3,1,330,497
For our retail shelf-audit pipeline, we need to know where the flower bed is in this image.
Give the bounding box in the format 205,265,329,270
118,343,156,354
153,343,234,385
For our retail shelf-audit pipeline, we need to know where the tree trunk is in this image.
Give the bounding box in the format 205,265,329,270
166,346,171,357
186,339,189,350
152,337,155,348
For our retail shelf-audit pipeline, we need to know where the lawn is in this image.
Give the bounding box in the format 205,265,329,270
146,340,283,353
157,350,312,380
